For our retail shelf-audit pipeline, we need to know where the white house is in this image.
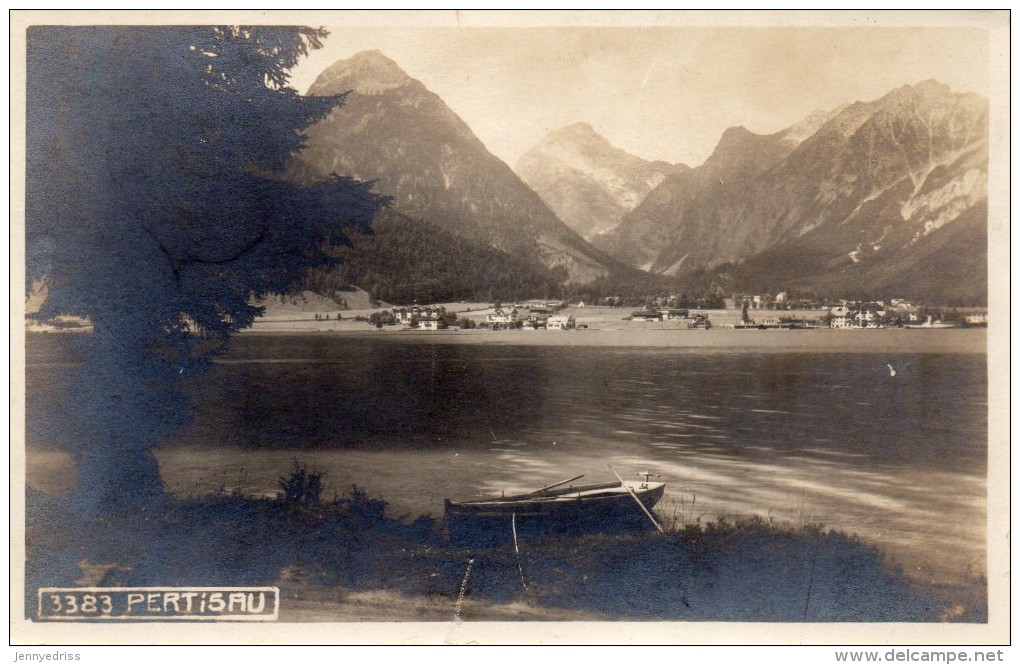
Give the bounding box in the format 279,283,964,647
486,307,519,328
829,306,854,328
965,313,988,326
394,305,447,329
547,314,576,330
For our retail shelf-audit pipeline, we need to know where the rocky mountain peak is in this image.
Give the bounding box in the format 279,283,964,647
306,49,414,96
535,122,615,155
556,121,599,138
869,80,969,117
891,79,952,98
781,105,848,146
516,122,677,241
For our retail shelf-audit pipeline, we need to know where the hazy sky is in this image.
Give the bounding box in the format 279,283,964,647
287,18,992,168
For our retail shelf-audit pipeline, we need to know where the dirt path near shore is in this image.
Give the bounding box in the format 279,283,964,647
278,584,599,622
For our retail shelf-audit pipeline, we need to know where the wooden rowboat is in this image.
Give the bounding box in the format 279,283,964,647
445,473,665,544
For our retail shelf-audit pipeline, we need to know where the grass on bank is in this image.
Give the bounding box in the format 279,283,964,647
24,466,986,623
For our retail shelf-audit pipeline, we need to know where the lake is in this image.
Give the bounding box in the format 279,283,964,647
24,329,988,586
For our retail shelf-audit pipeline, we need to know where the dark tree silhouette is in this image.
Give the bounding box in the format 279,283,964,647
26,26,388,513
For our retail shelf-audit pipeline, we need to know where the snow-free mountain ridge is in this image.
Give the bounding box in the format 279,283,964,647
292,51,988,302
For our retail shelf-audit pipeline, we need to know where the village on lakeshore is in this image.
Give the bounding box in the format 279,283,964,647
362,294,988,332
25,282,989,335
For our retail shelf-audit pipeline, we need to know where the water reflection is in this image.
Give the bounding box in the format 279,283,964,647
26,334,987,585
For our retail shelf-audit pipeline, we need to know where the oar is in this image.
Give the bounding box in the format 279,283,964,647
529,474,585,495
608,465,663,533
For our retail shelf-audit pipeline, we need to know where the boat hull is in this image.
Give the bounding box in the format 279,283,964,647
445,483,665,545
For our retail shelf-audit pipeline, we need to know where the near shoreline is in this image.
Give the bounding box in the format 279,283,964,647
24,487,985,623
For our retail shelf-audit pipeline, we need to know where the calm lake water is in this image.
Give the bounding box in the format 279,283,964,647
24,330,988,585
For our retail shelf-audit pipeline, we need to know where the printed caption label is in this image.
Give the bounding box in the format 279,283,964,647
38,587,279,621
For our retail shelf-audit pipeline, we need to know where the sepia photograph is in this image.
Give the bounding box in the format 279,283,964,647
10,9,1010,650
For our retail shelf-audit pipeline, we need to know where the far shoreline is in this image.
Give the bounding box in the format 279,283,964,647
237,323,988,354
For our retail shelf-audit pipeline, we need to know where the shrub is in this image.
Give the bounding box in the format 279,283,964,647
335,485,388,523
277,462,325,507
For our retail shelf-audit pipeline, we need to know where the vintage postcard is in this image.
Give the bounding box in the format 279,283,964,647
10,9,1010,650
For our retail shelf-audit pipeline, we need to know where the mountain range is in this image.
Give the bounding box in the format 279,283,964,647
290,51,989,304
589,80,988,302
288,50,622,295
